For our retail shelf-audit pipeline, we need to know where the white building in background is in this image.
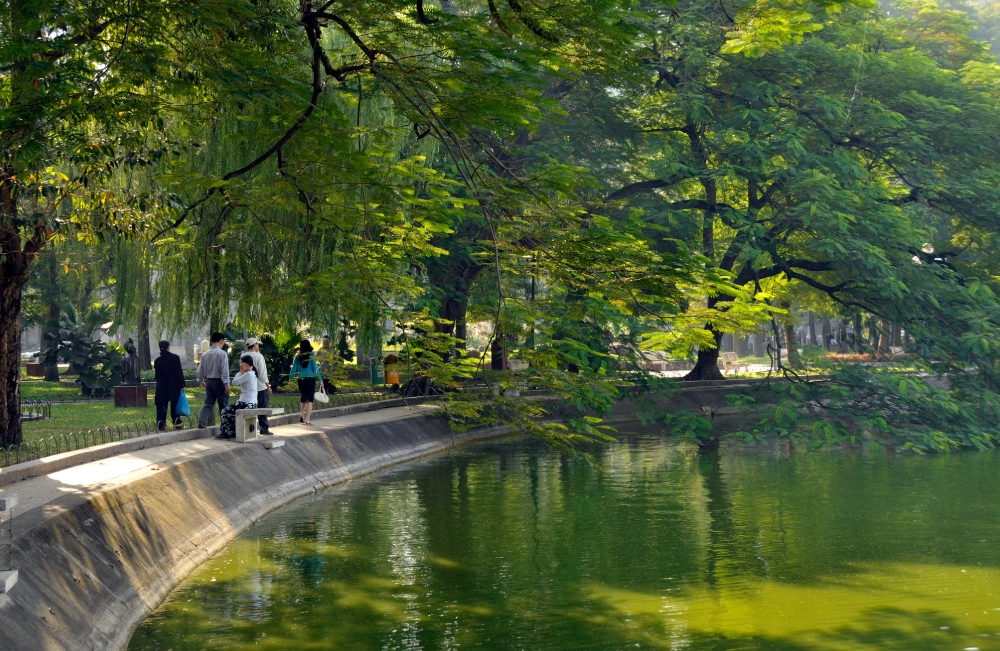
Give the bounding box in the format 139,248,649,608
21,325,42,354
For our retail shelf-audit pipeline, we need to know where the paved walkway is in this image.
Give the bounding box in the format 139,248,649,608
0,404,439,520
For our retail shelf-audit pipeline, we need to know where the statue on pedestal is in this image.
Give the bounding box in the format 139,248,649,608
121,339,141,386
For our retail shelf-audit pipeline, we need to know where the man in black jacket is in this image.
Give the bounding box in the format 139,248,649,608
154,340,187,431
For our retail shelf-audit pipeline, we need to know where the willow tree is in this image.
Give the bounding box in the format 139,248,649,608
0,0,307,444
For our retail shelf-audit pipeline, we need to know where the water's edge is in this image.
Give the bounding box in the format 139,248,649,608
0,412,510,651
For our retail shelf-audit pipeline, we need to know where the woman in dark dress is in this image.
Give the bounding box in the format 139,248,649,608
289,340,321,425
154,340,186,431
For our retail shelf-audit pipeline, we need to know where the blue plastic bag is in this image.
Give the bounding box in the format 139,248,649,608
176,391,191,417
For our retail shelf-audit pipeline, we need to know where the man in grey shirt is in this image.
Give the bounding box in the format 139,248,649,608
197,332,230,427
245,337,272,435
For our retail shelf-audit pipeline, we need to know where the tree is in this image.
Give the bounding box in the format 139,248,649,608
1,0,295,444
559,0,1000,385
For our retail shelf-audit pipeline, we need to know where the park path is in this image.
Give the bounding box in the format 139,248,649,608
0,404,440,520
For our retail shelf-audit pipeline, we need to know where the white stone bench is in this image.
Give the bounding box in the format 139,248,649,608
235,408,285,445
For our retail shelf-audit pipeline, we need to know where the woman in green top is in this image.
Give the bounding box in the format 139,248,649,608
289,340,322,425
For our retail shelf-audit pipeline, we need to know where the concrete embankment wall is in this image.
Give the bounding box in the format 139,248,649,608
0,411,507,651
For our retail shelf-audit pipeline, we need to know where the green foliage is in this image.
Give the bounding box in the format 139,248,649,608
11,0,1000,453
42,306,110,369
41,305,124,395
77,342,126,396
730,365,1000,451
261,329,308,388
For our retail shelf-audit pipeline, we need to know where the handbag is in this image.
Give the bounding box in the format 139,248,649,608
314,380,330,403
176,390,191,416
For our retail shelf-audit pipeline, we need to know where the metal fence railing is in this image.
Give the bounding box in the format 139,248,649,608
2,389,402,469
266,387,400,413
19,401,51,422
1,417,199,468
20,395,115,404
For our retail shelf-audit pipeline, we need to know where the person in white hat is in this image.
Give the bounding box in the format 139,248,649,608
245,337,273,435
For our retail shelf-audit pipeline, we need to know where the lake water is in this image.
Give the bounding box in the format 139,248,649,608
128,434,1000,651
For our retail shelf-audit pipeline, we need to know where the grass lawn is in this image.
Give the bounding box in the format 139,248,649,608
20,380,90,401
22,402,163,444
13,370,407,449
18,388,305,446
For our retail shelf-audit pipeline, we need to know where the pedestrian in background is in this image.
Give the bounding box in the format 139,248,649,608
217,354,258,439
197,332,230,427
154,340,186,431
315,333,341,395
289,339,321,425
245,337,272,435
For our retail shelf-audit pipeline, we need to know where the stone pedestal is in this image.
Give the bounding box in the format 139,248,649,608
25,363,45,377
0,570,17,593
114,385,148,408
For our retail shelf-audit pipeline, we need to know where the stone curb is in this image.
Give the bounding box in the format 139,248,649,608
0,409,507,651
0,396,436,487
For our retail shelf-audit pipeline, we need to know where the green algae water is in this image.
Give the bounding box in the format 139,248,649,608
129,435,1000,651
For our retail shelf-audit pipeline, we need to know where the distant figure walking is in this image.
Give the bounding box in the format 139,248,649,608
154,340,186,431
245,337,272,435
197,332,230,427
217,355,259,439
289,339,321,425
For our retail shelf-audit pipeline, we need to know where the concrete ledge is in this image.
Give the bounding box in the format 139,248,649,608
0,396,435,487
0,427,214,487
0,406,507,651
0,570,18,593
266,396,430,427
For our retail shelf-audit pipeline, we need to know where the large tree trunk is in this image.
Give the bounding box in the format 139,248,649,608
683,124,725,383
0,225,31,447
784,323,799,368
753,331,765,358
821,318,832,350
891,323,902,349
137,302,152,371
735,335,750,357
43,248,60,382
428,261,481,363
877,321,892,354
433,291,471,362
808,312,818,346
490,333,507,371
837,319,849,353
683,326,724,381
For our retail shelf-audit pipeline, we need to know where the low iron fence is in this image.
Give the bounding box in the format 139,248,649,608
269,387,398,412
2,389,400,469
20,395,115,404
0,418,196,468
19,400,51,421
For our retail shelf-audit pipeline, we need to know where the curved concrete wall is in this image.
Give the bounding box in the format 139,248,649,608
0,410,507,651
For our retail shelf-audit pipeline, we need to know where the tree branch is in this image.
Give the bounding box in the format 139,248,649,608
487,0,514,37
153,13,327,240
605,178,679,202
507,0,561,42
417,0,439,24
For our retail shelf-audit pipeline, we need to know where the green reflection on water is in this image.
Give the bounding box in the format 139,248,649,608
129,436,1000,650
